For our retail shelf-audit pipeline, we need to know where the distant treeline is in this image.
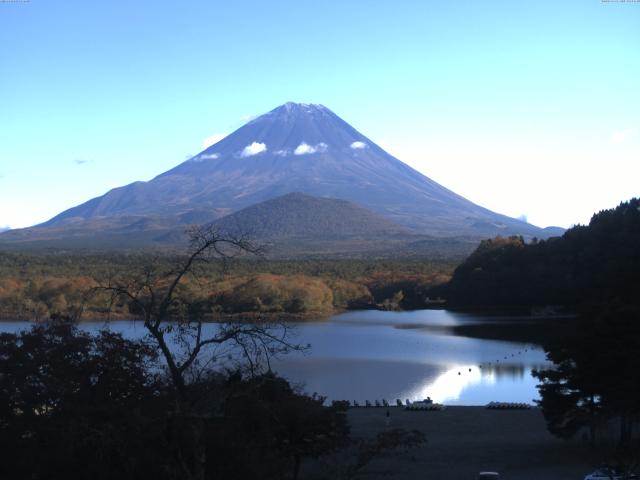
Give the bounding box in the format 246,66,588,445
443,198,640,312
0,256,454,320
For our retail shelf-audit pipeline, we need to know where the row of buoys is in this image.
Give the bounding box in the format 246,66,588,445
458,367,474,375
479,348,529,369
486,402,531,409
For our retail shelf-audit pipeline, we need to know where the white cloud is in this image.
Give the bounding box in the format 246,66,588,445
611,128,636,144
240,142,267,158
273,149,289,157
202,132,227,149
294,142,328,155
190,153,220,162
350,141,367,150
294,143,314,155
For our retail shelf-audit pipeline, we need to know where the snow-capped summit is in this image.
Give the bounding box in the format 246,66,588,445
36,102,555,238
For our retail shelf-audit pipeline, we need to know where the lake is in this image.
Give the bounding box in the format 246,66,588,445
0,309,550,406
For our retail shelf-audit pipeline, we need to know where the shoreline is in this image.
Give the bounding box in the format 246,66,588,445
0,310,338,323
0,308,577,346
0,306,577,323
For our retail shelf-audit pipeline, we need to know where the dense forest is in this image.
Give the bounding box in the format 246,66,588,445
0,254,454,320
444,198,640,312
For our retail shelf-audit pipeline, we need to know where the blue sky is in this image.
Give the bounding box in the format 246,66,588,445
1,0,638,229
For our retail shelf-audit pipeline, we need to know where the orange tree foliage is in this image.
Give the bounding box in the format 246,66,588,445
0,276,99,320
0,256,455,319
218,274,335,313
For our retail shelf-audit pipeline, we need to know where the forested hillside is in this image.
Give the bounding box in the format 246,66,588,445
445,198,640,310
212,193,407,238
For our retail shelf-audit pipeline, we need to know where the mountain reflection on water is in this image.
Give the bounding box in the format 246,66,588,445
0,309,550,405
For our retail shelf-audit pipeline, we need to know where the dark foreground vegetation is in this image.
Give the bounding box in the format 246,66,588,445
534,304,640,448
0,253,453,320
0,320,421,480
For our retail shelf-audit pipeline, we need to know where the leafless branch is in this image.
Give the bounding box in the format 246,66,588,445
90,224,300,400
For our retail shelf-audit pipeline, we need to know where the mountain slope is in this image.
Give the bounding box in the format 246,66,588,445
37,102,558,238
0,193,480,259
212,192,407,239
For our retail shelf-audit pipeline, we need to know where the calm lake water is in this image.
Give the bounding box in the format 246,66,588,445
0,309,549,406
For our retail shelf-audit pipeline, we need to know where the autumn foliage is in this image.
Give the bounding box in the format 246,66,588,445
0,258,453,320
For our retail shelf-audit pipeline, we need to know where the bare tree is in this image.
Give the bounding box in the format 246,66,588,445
97,224,305,480
99,224,303,395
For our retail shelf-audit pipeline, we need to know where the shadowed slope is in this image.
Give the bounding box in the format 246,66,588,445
212,192,407,239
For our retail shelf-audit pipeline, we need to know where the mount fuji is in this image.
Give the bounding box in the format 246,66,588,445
0,102,562,252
